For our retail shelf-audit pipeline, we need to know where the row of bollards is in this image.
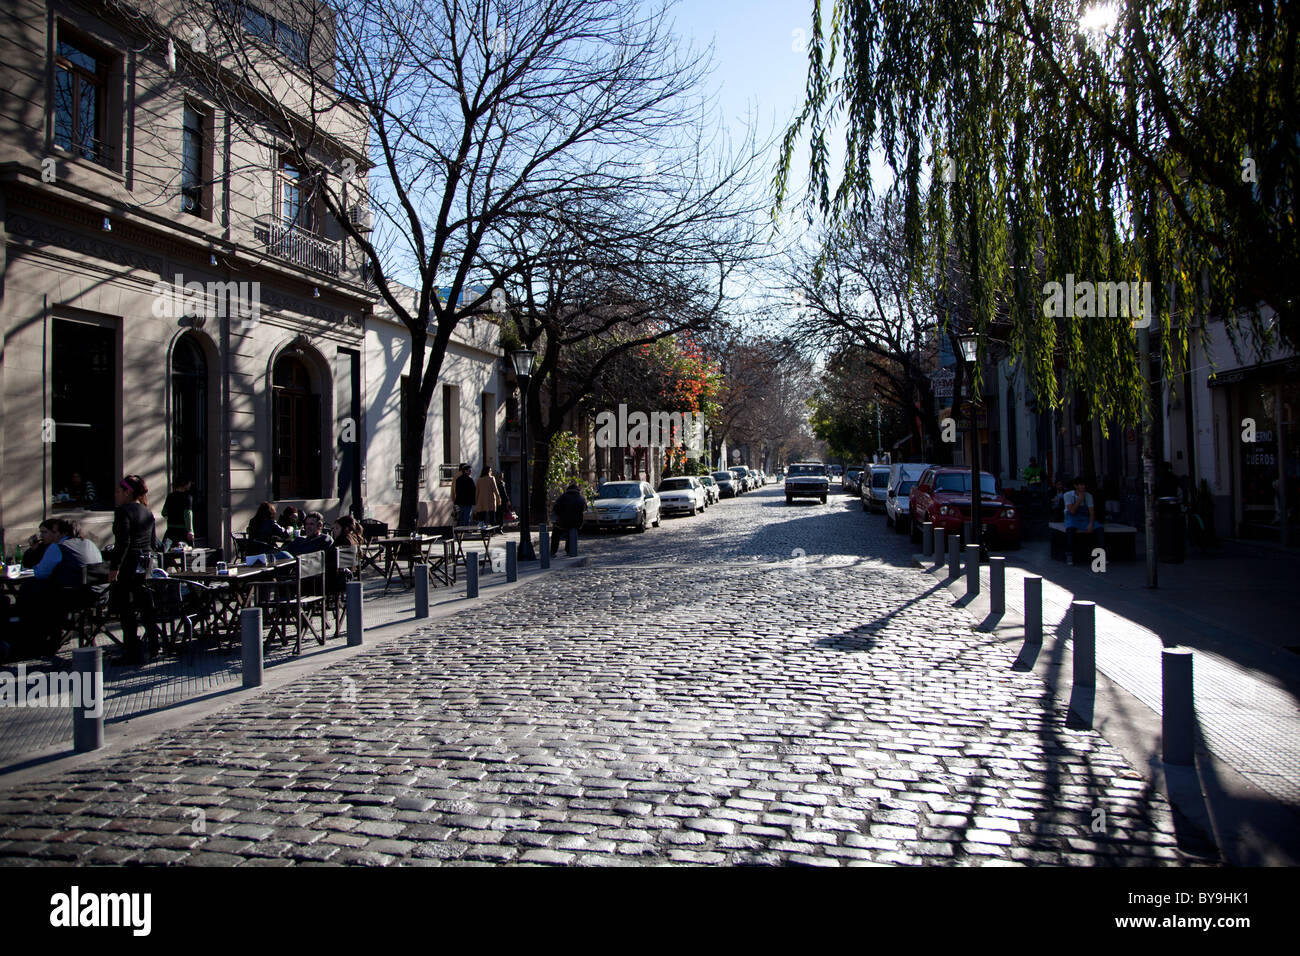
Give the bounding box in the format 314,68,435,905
69,528,574,755
924,521,1196,767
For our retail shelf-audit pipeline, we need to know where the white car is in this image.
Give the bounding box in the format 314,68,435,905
657,476,707,516
861,464,892,512
585,481,661,532
885,463,930,533
698,474,720,504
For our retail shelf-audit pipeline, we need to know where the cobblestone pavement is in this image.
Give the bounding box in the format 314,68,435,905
0,486,1194,865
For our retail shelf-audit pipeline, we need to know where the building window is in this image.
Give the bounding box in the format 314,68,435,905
272,355,321,499
277,156,315,232
51,317,116,511
53,35,108,164
223,1,310,67
181,103,208,217
443,384,460,466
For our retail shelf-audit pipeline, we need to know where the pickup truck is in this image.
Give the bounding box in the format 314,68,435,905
785,462,829,504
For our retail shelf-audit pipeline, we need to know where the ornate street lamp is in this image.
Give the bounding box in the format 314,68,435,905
510,348,537,560
957,331,985,559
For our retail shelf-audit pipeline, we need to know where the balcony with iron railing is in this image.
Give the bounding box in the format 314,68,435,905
255,219,341,277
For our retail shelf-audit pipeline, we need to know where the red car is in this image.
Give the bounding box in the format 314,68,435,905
909,466,1021,549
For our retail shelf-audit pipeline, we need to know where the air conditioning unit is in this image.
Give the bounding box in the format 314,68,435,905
347,203,373,232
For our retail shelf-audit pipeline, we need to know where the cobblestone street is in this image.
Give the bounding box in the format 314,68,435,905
0,486,1193,866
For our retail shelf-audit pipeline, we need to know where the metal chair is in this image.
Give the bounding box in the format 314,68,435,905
257,555,326,654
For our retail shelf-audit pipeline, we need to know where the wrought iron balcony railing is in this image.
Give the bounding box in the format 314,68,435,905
257,220,341,277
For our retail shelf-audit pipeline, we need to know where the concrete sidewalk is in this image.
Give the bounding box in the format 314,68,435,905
0,536,576,774
913,535,1300,865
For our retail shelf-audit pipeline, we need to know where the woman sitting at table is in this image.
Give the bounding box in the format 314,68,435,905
20,519,59,569
246,502,290,550
279,506,302,535
332,515,365,549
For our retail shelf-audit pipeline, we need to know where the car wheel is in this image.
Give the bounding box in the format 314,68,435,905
886,511,894,528
820,495,827,504
636,513,647,532
786,496,792,505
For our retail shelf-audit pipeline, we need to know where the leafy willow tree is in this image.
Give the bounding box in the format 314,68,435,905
777,0,1299,427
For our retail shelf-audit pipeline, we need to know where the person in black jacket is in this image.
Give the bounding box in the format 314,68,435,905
551,484,587,556
108,474,160,665
453,463,476,526
246,501,290,551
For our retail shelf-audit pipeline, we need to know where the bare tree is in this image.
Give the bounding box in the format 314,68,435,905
141,0,718,528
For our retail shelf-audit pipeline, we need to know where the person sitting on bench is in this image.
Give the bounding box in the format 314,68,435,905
1063,475,1103,565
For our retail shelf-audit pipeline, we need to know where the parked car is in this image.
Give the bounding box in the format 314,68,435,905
585,480,661,532
785,462,829,504
860,464,892,512
908,467,1021,548
844,468,863,495
698,474,720,504
712,471,738,498
730,467,751,492
657,476,707,516
885,462,930,533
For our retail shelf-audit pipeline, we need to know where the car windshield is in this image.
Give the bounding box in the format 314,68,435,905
872,472,889,487
597,483,642,499
898,481,916,495
712,473,733,481
658,479,692,491
787,464,825,476
933,473,998,494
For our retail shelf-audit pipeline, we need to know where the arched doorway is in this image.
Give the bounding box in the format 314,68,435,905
272,353,321,499
171,334,208,538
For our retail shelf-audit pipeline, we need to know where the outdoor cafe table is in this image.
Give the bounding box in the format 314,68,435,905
452,525,501,574
160,547,219,572
166,558,297,639
372,536,455,593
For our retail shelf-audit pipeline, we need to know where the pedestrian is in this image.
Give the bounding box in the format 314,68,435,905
475,465,500,525
108,474,160,664
550,483,586,556
453,463,476,526
1022,457,1045,487
494,470,511,525
1063,475,1103,565
161,476,195,547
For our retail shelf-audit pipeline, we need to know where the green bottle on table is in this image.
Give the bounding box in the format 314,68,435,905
13,544,22,566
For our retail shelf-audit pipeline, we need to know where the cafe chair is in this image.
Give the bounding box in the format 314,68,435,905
258,554,326,655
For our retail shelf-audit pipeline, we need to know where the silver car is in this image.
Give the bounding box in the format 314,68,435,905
584,481,661,532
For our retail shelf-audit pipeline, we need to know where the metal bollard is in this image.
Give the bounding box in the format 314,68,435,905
414,561,430,618
922,522,934,557
539,524,550,569
346,580,364,646
1161,648,1195,766
947,535,960,579
241,607,263,689
1024,575,1043,644
933,528,946,569
963,520,973,546
965,544,980,595
568,527,578,557
1071,600,1096,688
466,555,479,598
989,556,1005,615
72,646,103,753
506,541,517,582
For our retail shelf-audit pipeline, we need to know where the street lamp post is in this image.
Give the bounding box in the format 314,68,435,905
958,332,984,559
510,348,538,561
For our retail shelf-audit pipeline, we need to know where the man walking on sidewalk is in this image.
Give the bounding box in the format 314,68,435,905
551,483,586,557
453,464,477,526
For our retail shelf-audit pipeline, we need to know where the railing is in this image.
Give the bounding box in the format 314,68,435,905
257,220,341,277
394,463,427,490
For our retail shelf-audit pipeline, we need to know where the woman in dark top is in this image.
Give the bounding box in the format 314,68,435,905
108,474,159,664
279,506,302,534
247,501,290,549
161,477,194,546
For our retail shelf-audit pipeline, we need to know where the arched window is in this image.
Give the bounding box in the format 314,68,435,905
171,334,208,536
272,354,321,499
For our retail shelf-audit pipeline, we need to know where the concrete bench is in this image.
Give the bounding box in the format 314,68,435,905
1049,522,1137,562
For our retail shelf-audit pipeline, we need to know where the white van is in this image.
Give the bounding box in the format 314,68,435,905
885,462,930,533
